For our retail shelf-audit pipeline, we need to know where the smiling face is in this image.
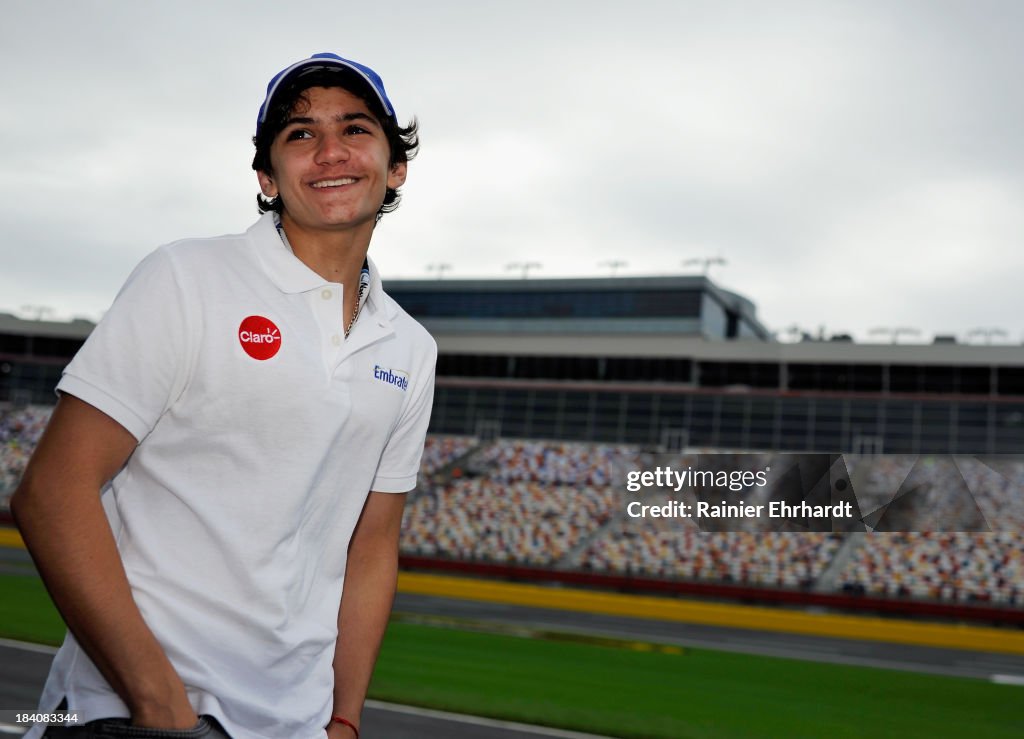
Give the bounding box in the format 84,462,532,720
256,86,407,241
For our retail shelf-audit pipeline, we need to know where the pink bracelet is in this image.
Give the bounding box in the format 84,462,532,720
331,716,359,738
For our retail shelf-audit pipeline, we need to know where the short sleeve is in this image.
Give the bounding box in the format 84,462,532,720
371,338,437,493
57,246,193,442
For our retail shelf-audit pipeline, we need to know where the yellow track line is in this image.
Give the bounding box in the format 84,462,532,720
4,528,1020,656
398,572,1024,656
0,528,23,548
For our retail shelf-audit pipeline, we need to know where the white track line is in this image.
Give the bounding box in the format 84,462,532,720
0,637,57,654
990,673,1024,686
366,700,611,738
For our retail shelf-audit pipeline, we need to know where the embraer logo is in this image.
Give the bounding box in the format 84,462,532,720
374,365,409,391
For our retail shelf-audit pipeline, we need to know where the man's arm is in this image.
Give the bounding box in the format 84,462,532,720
10,394,198,728
328,491,407,738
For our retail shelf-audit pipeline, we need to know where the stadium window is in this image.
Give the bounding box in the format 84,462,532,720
956,403,989,453
623,394,655,444
848,401,882,438
921,366,956,394
994,404,1024,452
536,356,554,379
657,395,688,428
725,310,739,339
888,365,919,393
443,387,473,411
603,358,621,381
515,356,537,379
646,357,665,382
562,393,592,439
883,401,916,453
787,363,818,391
750,363,780,388
816,400,844,425
688,396,717,446
996,367,1024,396
592,392,624,439
530,392,560,415
717,398,747,448
437,354,483,378
778,398,812,451
436,354,455,376
819,366,846,391
850,364,884,392
606,357,632,381
697,362,727,387
29,336,84,358
746,400,774,450
0,333,29,354
473,388,501,418
918,403,952,451
958,367,991,395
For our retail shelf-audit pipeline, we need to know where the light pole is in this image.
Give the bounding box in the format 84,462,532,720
598,260,627,276
869,327,921,344
682,256,727,276
967,327,1007,345
505,261,542,279
19,305,54,321
426,263,452,280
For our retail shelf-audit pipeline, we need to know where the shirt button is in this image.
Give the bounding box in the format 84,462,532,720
331,334,341,346
321,289,333,300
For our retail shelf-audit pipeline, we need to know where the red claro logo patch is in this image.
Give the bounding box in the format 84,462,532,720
238,315,281,360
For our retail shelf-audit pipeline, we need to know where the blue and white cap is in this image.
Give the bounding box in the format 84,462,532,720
256,52,396,136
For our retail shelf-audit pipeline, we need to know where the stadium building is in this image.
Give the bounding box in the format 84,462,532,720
0,313,91,406
386,275,1024,455
5,274,1024,454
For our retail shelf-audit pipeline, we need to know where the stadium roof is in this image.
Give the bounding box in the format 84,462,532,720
433,332,1024,365
0,312,95,339
384,274,771,341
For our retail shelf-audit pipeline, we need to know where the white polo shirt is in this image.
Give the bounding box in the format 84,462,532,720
30,212,436,739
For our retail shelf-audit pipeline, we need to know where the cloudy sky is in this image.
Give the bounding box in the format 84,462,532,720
2,0,1021,343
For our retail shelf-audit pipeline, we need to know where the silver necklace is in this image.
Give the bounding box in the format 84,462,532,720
345,266,370,338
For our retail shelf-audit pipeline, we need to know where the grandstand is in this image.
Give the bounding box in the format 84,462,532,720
4,274,1024,619
399,436,1024,611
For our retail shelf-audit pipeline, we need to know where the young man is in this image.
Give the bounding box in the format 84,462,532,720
13,53,436,739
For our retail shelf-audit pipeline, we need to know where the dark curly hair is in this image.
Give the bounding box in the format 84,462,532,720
251,67,419,222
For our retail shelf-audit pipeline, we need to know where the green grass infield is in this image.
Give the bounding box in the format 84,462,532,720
2,573,1021,739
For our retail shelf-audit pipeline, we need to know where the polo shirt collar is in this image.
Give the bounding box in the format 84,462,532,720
249,212,327,294
248,212,399,324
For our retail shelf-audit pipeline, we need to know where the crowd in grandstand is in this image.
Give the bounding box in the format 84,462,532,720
3,405,1023,608
403,478,615,564
419,434,477,476
403,441,629,564
571,526,843,588
840,532,1023,606
0,404,49,503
